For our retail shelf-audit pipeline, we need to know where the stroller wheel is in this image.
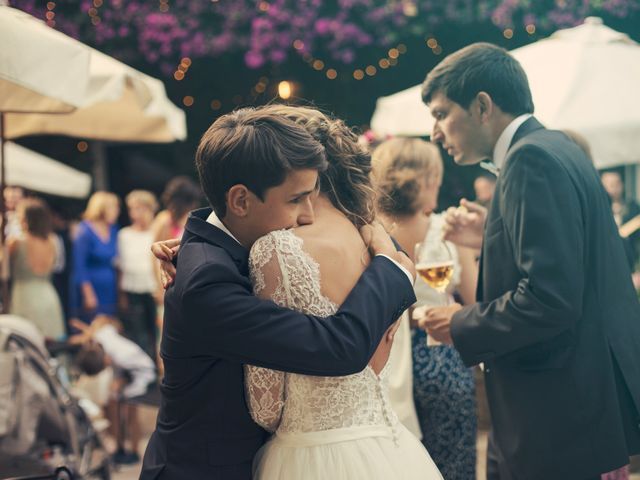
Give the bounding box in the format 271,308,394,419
54,467,73,480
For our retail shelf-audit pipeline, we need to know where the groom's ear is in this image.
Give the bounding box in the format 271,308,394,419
226,184,251,217
475,91,494,122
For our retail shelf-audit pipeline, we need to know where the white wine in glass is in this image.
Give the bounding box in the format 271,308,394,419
415,239,455,346
416,260,455,292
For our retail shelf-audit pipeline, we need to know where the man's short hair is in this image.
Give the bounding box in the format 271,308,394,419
422,42,534,116
195,107,328,217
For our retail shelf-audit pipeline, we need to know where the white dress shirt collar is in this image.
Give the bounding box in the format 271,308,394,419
492,113,532,170
206,209,242,246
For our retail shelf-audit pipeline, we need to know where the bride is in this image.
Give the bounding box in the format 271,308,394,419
244,105,442,479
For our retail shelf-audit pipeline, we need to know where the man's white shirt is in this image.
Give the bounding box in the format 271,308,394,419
492,113,532,169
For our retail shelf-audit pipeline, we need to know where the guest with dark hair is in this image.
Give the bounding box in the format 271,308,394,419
153,176,202,243
8,198,65,339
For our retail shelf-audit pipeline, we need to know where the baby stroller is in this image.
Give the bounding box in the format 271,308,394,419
0,315,111,480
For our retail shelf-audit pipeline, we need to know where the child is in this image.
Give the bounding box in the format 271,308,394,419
71,315,156,464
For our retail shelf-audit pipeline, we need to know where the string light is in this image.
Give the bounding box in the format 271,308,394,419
77,141,89,153
305,43,406,82
259,1,269,12
159,0,169,12
174,57,192,81
293,39,304,50
426,38,438,49
278,81,292,99
210,100,222,110
182,96,194,107
433,45,442,55
526,24,536,34
503,28,514,39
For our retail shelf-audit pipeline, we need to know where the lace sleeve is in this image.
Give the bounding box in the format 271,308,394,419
244,232,289,432
243,365,285,432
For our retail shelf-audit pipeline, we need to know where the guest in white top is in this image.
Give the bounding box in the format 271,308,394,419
118,190,159,360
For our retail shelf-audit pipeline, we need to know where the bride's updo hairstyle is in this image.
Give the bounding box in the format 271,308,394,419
263,105,376,227
371,137,443,217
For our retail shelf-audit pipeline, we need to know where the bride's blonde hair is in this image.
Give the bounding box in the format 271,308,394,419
261,105,376,227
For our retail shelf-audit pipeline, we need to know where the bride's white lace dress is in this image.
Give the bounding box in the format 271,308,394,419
245,229,443,479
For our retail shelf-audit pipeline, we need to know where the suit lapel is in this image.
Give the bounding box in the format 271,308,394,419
476,117,545,302
183,208,250,274
508,116,545,152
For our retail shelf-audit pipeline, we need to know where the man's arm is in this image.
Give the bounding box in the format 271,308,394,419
170,245,414,376
450,147,585,366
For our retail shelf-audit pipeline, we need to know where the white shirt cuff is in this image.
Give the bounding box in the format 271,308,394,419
376,254,414,286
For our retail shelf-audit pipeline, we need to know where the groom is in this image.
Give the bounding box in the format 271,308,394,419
421,43,640,479
140,107,416,479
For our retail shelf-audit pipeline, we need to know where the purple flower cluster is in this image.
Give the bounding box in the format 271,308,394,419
9,0,639,73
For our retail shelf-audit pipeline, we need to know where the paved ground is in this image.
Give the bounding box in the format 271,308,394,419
111,407,640,480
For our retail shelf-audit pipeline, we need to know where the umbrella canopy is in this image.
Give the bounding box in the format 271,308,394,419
0,6,90,113
4,142,91,198
370,17,640,168
4,48,187,143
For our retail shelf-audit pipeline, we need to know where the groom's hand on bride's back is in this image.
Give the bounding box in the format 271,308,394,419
151,239,181,288
360,222,416,282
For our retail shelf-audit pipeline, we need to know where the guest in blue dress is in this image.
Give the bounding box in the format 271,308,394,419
72,191,120,324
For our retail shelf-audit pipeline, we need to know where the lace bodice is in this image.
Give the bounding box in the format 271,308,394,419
245,229,398,435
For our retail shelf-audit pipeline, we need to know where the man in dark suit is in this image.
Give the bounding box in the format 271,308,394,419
420,43,640,479
140,108,416,479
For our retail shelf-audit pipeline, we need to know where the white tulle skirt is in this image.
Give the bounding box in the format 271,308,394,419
252,423,443,480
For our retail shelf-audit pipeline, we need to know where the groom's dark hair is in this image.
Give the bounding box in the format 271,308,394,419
196,107,328,217
421,42,534,116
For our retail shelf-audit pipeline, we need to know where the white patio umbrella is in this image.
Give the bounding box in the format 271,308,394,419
4,47,187,143
0,6,90,113
371,17,640,169
5,142,91,198
0,5,92,311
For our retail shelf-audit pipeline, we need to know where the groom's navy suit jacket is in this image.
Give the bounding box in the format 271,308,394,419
140,208,416,480
452,118,640,480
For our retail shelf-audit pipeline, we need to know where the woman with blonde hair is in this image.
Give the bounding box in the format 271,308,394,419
8,198,65,339
118,190,160,359
371,137,478,480
72,191,120,324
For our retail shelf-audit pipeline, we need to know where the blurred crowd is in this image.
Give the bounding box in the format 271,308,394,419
1,175,202,465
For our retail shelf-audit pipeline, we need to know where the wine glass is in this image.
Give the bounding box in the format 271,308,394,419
415,238,454,346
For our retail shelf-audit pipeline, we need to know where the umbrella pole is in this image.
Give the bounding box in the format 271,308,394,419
0,113,8,313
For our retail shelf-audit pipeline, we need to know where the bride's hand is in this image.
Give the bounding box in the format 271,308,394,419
151,239,180,288
360,221,416,282
368,318,402,375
